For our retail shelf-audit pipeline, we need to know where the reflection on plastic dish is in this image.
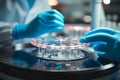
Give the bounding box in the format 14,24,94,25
31,36,89,61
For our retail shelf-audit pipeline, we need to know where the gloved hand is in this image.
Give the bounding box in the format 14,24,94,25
80,28,120,63
12,9,64,39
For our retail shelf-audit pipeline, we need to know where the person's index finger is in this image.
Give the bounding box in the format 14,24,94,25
85,28,117,36
80,33,116,44
47,9,64,19
47,14,64,23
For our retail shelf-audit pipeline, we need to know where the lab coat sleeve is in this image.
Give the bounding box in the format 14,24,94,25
0,22,15,48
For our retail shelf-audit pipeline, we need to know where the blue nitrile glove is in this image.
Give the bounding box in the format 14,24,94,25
12,9,64,39
80,28,120,63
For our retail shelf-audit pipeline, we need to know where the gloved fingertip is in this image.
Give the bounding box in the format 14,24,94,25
84,33,88,36
59,22,64,27
93,45,99,51
51,27,63,32
57,27,63,30
97,52,112,61
80,37,86,43
97,52,106,56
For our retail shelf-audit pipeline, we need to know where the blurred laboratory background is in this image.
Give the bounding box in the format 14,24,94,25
48,0,120,30
1,0,120,80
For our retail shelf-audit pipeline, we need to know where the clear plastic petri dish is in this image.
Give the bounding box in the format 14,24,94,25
31,36,89,61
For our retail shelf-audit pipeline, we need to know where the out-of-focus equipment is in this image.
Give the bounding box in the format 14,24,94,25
91,0,106,29
12,9,64,39
91,0,120,30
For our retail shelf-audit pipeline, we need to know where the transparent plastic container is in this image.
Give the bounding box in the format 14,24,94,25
31,36,89,61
